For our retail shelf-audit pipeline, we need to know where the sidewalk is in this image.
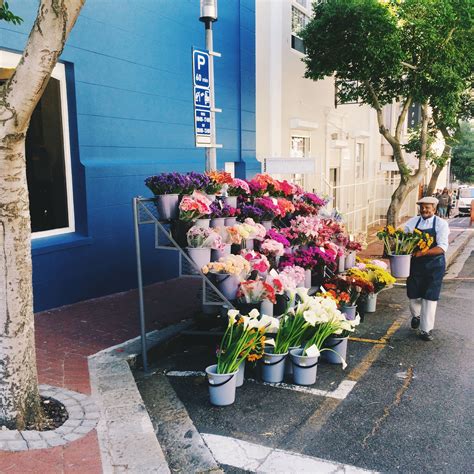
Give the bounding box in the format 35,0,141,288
0,218,472,473
0,279,200,473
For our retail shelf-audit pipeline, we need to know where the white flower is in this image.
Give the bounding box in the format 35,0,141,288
296,287,310,302
227,309,240,324
260,314,280,332
303,310,317,326
240,315,250,330
305,344,320,358
265,338,276,346
248,308,260,319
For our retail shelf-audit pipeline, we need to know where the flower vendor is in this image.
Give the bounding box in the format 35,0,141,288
404,196,449,341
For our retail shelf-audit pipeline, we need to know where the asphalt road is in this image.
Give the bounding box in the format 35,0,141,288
137,250,474,473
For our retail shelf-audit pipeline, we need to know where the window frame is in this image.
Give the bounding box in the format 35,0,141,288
291,3,310,54
1,50,76,239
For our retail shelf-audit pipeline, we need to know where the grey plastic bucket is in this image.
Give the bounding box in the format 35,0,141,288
261,350,287,383
389,255,411,278
215,273,240,300
206,364,238,406
364,293,377,313
211,244,231,262
236,362,245,388
284,346,300,376
155,194,179,220
338,255,345,273
210,217,226,229
290,348,319,386
243,239,254,250
262,220,273,230
345,251,356,270
224,196,238,208
187,247,211,271
225,217,237,226
195,218,211,229
341,305,357,320
322,337,348,364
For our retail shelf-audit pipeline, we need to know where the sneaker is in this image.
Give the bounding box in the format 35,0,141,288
419,330,433,341
411,316,421,329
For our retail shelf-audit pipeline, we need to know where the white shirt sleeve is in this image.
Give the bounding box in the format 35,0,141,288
435,218,449,253
404,216,418,233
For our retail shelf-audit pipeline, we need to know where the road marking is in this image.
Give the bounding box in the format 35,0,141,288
202,433,377,473
349,336,387,344
166,371,357,400
444,237,474,279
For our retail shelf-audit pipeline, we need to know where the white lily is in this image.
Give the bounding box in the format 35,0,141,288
296,287,310,302
303,310,317,326
240,315,250,330
227,309,240,324
260,314,280,332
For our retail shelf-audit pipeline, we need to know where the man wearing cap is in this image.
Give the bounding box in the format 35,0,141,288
404,196,449,341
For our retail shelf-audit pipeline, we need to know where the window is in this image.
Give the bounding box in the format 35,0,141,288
290,136,310,187
355,143,365,179
0,50,75,238
291,5,309,54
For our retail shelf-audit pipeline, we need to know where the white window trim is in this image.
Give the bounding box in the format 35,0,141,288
1,50,75,239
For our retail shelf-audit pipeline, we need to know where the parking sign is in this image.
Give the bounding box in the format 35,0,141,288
193,48,212,145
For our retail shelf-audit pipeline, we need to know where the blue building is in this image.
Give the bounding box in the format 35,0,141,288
0,0,258,311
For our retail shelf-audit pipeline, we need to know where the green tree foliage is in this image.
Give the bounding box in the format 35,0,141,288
451,122,474,184
0,1,23,25
301,0,474,224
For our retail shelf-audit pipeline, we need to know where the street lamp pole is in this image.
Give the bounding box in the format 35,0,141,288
200,0,218,172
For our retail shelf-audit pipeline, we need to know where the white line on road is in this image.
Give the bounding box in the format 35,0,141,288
166,371,357,400
202,433,377,473
445,237,474,280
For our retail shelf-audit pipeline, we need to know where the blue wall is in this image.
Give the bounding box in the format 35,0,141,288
0,0,258,310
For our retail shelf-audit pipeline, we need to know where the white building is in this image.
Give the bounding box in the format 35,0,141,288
256,0,437,232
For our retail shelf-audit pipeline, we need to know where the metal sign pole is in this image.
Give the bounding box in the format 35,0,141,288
205,20,217,172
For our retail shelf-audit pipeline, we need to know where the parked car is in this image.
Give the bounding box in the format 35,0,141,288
457,186,474,216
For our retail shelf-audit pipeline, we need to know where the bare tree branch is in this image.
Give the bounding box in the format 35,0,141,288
395,97,412,140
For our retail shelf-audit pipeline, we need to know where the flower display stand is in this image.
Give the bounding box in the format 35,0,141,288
133,197,235,371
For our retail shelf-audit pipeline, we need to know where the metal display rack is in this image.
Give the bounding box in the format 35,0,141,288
133,197,235,371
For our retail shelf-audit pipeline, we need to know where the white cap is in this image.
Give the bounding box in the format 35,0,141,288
417,196,439,205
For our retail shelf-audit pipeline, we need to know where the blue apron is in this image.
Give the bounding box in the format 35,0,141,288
406,217,446,301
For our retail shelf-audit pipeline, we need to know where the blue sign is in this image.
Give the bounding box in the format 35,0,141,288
194,86,210,109
193,49,210,88
195,109,211,137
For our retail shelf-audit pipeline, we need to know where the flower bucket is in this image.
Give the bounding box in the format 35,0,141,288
322,337,348,364
205,364,238,406
389,254,411,278
236,362,245,388
274,294,289,316
187,247,211,270
211,244,231,262
338,255,345,274
215,273,240,301
205,194,217,202
210,217,226,229
243,239,254,250
224,196,238,208
285,346,300,376
260,299,274,317
290,348,319,386
236,302,261,315
304,269,312,289
170,220,194,248
363,292,377,313
345,251,356,270
341,305,357,320
262,220,273,231
154,194,179,221
195,218,211,229
261,349,287,383
225,217,237,227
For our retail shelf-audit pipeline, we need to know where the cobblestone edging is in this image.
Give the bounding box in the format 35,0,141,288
0,385,99,452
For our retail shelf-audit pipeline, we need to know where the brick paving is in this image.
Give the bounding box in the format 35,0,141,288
0,278,200,473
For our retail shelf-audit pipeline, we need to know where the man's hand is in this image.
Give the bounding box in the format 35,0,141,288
412,250,424,258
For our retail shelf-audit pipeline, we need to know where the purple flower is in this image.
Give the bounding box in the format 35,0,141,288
239,204,265,221
266,229,290,247
185,172,210,194
145,172,188,195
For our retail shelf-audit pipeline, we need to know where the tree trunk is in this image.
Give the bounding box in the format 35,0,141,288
386,175,421,227
0,132,43,429
0,0,85,430
426,163,444,197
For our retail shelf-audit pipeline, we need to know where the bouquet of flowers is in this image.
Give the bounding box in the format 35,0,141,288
265,270,285,295
280,246,336,271
277,198,296,218
186,226,223,249
179,191,212,221
323,276,359,307
202,254,251,278
205,170,233,194
278,265,305,290
253,197,281,221
260,239,285,258
281,215,321,246
184,172,210,194
216,309,275,374
377,226,432,255
248,173,281,197
241,250,270,274
209,201,238,218
349,262,396,293
145,172,188,195
302,192,329,208
223,226,243,245
237,279,277,304
239,203,265,222
227,178,250,196
237,218,267,241
266,228,291,248
272,180,299,198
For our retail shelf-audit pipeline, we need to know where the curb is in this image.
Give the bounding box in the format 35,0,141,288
445,228,474,270
88,321,194,473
